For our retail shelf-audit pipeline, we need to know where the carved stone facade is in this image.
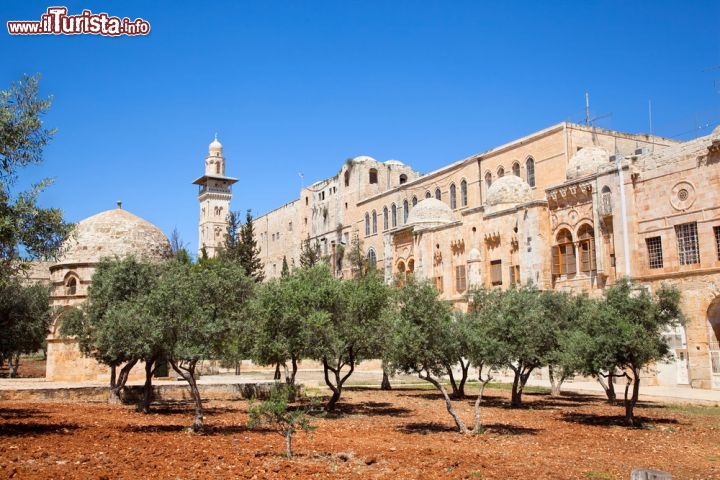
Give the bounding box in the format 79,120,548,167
248,122,720,390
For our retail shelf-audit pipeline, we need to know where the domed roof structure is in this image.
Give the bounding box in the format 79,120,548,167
485,175,532,207
406,198,454,229
566,146,610,180
55,206,171,265
468,248,481,262
384,159,404,166
352,155,377,163
209,135,222,151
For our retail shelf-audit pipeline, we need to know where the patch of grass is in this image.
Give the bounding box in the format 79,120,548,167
667,404,720,417
485,382,550,395
585,471,613,480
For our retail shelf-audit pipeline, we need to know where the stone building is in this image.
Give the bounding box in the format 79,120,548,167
45,204,171,381
241,121,720,390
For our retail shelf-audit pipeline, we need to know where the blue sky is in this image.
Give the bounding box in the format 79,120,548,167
2,1,719,256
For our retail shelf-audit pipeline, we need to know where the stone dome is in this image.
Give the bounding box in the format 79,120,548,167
384,159,404,166
56,207,171,265
352,155,377,163
406,198,454,229
485,175,532,207
566,146,610,180
468,248,481,262
209,136,222,151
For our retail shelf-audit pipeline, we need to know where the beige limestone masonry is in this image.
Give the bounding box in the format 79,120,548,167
248,122,720,390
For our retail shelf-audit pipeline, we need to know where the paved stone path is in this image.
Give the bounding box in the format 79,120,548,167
1,369,718,406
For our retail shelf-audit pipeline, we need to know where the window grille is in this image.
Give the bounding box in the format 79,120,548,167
646,236,663,269
675,222,699,265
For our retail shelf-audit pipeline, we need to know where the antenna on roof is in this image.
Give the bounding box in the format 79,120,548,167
585,92,590,126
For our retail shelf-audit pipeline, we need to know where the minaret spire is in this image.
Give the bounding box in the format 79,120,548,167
192,136,238,258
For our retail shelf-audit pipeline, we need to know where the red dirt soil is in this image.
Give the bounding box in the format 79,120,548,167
1,387,718,479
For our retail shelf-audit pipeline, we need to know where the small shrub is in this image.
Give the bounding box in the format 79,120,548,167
247,383,317,459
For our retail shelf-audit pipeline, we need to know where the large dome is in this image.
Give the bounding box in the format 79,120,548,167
566,146,610,180
406,198,454,229
56,207,171,265
486,175,532,207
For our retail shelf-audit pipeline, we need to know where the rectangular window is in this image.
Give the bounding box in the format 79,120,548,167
552,244,576,275
646,236,663,269
715,226,720,261
455,265,467,293
509,264,520,286
579,240,596,272
435,275,444,293
675,222,699,265
490,260,502,286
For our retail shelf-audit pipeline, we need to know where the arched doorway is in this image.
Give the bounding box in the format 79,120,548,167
707,299,720,389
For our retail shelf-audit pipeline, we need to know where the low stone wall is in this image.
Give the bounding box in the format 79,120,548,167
0,381,287,404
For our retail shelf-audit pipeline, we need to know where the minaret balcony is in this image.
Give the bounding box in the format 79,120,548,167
198,184,232,195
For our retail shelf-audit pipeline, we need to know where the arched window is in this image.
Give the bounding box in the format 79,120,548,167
65,275,78,296
399,174,407,184
552,229,576,276
365,213,370,236
600,185,612,215
435,188,441,200
391,203,397,228
512,162,520,177
578,224,596,272
526,157,535,187
367,248,377,269
412,196,418,207
396,260,406,287
403,200,409,223
425,191,432,199
485,172,492,189
344,170,350,187
460,179,468,207
449,183,457,209
369,168,378,184
383,207,389,231
497,166,505,178
372,210,377,234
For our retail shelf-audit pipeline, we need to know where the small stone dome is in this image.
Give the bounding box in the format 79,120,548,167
485,175,532,207
406,198,454,229
468,248,481,262
56,207,171,265
352,155,376,163
209,136,222,151
384,159,404,166
566,146,610,180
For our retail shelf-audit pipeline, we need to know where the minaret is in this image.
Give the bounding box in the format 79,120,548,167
192,135,238,258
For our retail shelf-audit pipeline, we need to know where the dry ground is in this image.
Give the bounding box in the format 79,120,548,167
1,385,719,480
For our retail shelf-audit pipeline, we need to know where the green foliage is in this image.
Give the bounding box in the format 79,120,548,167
468,286,572,407
60,256,161,368
344,234,367,278
281,255,289,277
563,278,683,425
247,384,317,459
0,279,51,376
299,234,322,268
388,280,460,378
0,74,72,281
